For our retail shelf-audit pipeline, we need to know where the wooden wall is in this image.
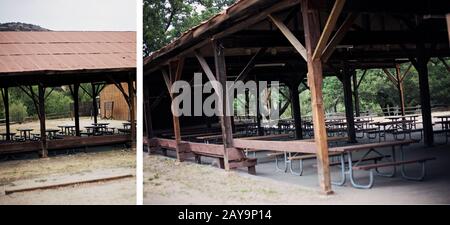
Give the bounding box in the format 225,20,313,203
99,83,131,121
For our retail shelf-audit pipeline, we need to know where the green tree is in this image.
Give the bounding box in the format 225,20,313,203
144,0,235,55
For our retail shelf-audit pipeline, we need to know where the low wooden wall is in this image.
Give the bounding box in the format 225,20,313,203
149,138,245,161
0,135,131,155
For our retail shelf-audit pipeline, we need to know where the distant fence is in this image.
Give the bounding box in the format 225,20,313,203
381,104,450,116
20,101,97,122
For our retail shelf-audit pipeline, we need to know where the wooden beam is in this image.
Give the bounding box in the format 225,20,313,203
5,174,133,195
342,68,356,142
91,83,98,124
312,0,346,60
352,71,360,117
395,64,406,116
213,40,233,171
438,57,450,72
268,14,307,61
194,51,218,83
322,13,358,62
289,82,303,139
174,58,185,81
233,139,317,154
300,0,333,194
356,69,367,89
447,14,450,43
146,0,302,74
400,63,413,82
1,88,10,141
382,68,398,84
414,46,433,146
38,84,47,158
234,48,266,82
128,74,136,148
70,84,81,136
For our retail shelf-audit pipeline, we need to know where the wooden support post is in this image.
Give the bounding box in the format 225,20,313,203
38,84,47,157
128,74,136,149
301,0,332,194
352,72,360,117
447,14,450,43
395,64,406,116
245,89,250,117
414,52,433,146
144,80,154,149
162,71,181,160
343,68,357,143
290,82,303,139
91,83,98,124
72,83,81,136
256,81,264,136
1,88,11,141
213,40,232,171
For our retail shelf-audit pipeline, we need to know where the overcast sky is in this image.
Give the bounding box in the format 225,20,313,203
0,0,136,31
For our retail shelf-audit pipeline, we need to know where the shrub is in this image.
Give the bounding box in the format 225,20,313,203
9,101,28,123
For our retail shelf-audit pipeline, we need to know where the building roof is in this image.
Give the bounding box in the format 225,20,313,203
144,0,450,73
0,31,136,75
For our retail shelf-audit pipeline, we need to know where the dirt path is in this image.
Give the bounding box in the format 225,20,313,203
144,155,332,204
0,149,136,205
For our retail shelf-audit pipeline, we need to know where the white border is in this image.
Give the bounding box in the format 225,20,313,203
136,0,144,205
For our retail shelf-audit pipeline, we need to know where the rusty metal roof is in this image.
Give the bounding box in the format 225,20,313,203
0,31,136,75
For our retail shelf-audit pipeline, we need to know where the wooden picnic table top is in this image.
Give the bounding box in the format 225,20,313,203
45,129,60,132
297,136,349,143
239,133,291,140
329,139,418,153
434,115,450,119
386,115,420,120
17,128,33,131
371,120,415,126
58,125,76,128
93,123,109,126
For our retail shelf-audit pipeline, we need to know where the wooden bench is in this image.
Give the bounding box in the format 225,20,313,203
150,138,257,175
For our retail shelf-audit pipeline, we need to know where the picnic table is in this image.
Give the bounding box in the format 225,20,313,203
46,129,61,139
123,122,132,130
434,115,450,130
370,120,415,141
0,132,16,141
17,128,33,140
57,125,76,135
328,140,435,189
84,125,102,136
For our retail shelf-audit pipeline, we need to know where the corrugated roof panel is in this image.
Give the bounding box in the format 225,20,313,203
0,31,136,74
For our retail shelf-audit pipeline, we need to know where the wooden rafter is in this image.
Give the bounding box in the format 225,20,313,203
234,48,266,82
322,13,359,62
194,51,218,83
312,0,346,60
44,87,55,100
382,68,398,84
356,69,367,89
400,63,413,82
268,14,307,61
438,57,450,72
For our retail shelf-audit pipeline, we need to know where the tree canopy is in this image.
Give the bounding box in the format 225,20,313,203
143,0,235,56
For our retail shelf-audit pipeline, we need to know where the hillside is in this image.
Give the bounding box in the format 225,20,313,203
0,22,50,31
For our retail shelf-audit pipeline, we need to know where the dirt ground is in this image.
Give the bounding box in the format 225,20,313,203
144,151,450,205
144,154,333,205
0,149,136,205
